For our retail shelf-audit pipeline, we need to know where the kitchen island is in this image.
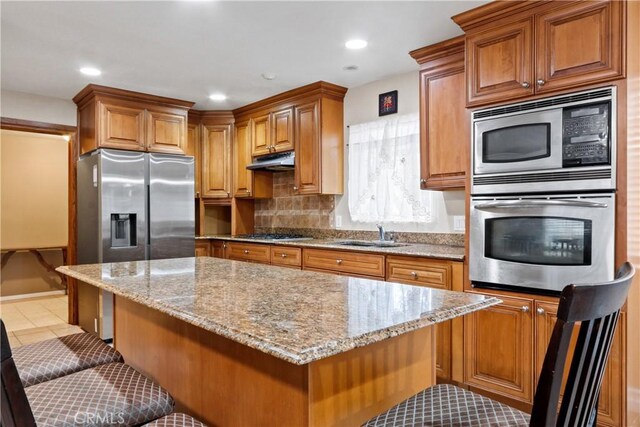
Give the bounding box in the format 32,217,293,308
58,257,499,427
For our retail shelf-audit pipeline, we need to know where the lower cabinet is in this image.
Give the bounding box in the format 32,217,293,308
465,291,621,426
195,241,210,257
270,246,302,269
211,240,228,259
226,242,271,264
302,248,385,278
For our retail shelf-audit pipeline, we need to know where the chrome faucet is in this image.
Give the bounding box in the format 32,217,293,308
376,224,385,241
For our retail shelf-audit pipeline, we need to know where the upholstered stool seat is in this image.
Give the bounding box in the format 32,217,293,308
363,384,530,427
25,362,174,427
145,413,207,427
14,332,123,387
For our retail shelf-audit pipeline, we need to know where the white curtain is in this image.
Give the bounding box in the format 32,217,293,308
348,113,432,223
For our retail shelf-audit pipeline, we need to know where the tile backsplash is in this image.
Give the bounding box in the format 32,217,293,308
254,171,335,229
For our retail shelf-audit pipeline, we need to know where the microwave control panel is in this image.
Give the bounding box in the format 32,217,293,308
562,102,610,167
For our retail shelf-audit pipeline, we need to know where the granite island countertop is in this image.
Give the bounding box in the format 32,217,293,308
196,235,465,260
57,257,498,365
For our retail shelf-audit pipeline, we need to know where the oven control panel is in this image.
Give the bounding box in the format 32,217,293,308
562,102,610,167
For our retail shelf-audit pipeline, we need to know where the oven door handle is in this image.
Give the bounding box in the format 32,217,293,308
474,200,609,210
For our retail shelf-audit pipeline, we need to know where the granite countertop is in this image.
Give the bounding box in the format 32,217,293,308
58,257,498,365
196,235,465,261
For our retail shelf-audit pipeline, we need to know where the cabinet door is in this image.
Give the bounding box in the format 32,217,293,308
186,123,200,197
272,107,294,153
251,114,271,156
534,301,622,426
233,120,253,198
535,0,624,94
466,18,535,107
202,124,232,199
465,293,534,403
98,101,146,151
211,240,228,259
146,110,187,155
195,241,210,257
294,101,321,194
420,64,468,190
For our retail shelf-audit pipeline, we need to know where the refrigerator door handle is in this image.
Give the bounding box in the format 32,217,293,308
146,184,151,245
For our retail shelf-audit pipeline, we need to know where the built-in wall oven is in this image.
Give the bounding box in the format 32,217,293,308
472,86,616,195
469,193,615,295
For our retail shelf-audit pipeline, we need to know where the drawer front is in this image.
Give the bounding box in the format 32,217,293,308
386,257,452,290
303,249,385,278
271,247,302,268
226,242,271,264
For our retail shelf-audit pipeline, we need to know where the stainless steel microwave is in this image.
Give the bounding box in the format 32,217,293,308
471,87,616,195
469,193,615,294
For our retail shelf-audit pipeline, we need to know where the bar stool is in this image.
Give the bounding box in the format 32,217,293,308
363,262,635,427
13,331,123,387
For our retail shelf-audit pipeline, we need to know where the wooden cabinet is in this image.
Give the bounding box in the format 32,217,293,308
226,242,271,264
410,36,469,190
211,240,228,259
464,293,534,403
74,85,193,155
454,0,625,107
186,122,200,197
270,246,302,269
233,120,253,198
294,101,321,194
195,240,210,257
534,301,622,426
251,114,271,156
303,248,384,278
202,124,232,199
271,107,294,153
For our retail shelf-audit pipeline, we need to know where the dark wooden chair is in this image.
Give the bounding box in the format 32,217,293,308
0,320,206,427
363,262,635,427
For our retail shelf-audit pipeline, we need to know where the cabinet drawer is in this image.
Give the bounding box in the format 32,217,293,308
195,241,210,257
386,256,452,290
271,247,302,268
303,249,384,278
226,242,271,264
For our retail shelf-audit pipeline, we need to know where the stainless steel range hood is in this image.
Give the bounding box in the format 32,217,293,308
246,151,295,171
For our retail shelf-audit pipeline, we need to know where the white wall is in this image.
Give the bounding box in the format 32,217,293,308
335,71,465,234
1,90,77,126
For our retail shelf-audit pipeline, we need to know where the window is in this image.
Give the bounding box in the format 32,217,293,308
347,113,432,223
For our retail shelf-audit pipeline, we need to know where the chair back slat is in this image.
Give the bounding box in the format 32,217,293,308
530,262,635,427
0,320,37,427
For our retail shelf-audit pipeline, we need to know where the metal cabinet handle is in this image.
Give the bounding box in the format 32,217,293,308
195,191,200,198
420,179,426,184
411,271,418,278
227,192,230,197
521,306,530,313
536,79,546,86
293,186,298,191
281,253,287,258
243,250,249,254
336,259,343,265
521,82,530,88
223,244,227,249
537,307,546,315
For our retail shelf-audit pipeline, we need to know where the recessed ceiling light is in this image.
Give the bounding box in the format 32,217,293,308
209,93,227,101
80,67,101,76
343,65,359,71
261,73,277,81
345,39,367,50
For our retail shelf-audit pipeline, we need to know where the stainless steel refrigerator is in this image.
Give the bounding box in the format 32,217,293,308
76,149,194,339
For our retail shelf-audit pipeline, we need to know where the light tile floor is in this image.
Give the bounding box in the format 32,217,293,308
1,295,83,348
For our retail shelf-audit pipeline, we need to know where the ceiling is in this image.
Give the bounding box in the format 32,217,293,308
1,1,487,110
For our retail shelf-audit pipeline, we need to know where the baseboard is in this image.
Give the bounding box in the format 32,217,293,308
0,290,66,302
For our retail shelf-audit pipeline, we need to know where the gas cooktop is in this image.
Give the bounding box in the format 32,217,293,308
236,233,313,241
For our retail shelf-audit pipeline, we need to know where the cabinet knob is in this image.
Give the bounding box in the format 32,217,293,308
223,244,227,249
336,259,343,265
521,305,530,313
420,179,426,185
243,250,249,254
411,271,418,278
281,253,287,258
536,79,546,86
536,307,545,315
195,191,200,198
521,82,530,88
227,192,231,197
293,186,298,191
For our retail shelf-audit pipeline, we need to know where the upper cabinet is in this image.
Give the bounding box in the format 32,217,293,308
200,112,234,199
186,116,200,198
234,81,347,196
453,0,625,107
410,36,469,190
74,84,194,155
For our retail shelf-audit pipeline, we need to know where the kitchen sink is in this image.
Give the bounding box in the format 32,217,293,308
335,240,408,248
